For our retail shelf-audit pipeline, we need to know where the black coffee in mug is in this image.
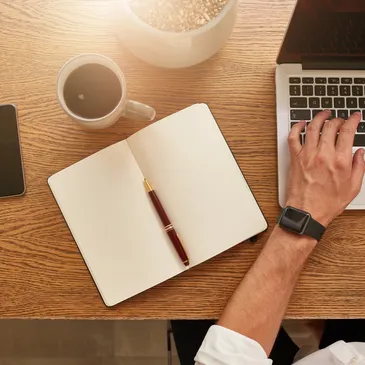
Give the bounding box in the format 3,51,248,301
63,63,122,119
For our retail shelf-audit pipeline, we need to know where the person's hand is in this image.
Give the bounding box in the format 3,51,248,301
286,110,365,227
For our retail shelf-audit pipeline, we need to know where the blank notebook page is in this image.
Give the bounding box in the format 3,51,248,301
48,141,183,307
127,104,267,267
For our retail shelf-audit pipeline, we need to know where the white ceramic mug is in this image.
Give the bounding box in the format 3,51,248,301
57,54,156,129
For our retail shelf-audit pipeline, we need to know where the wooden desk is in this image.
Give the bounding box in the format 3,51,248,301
1,0,364,319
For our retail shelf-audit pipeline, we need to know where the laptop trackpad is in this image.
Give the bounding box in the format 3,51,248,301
350,180,365,207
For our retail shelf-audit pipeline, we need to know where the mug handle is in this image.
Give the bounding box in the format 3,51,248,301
123,100,156,121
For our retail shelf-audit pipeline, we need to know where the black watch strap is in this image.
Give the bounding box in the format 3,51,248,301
304,218,326,241
278,206,326,242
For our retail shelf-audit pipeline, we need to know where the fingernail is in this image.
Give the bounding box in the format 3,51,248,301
354,112,361,116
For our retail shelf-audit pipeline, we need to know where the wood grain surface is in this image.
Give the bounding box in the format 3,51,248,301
0,0,364,319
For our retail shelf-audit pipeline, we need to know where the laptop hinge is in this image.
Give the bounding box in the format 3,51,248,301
303,58,365,71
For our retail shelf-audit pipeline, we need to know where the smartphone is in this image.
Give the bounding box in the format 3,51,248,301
0,105,25,197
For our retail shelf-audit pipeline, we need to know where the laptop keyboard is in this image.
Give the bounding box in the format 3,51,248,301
289,77,365,146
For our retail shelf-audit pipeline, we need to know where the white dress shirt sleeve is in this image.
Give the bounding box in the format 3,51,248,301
194,325,273,365
194,324,365,365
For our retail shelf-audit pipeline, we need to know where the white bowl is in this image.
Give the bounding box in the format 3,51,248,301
115,0,239,69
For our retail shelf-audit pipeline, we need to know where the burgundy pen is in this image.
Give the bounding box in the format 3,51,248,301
144,179,190,267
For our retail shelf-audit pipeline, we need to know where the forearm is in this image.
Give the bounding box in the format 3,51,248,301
218,225,317,355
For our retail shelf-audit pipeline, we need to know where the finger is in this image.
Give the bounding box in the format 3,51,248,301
351,148,365,196
337,112,361,153
319,118,345,148
306,110,331,149
288,121,306,155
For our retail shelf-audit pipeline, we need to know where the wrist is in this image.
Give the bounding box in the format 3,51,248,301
271,225,317,255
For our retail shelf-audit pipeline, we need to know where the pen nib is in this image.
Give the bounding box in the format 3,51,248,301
144,178,153,193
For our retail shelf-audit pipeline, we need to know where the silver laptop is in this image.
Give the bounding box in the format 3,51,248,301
276,0,365,209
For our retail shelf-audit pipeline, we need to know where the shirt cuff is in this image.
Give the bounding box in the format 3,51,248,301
195,325,272,365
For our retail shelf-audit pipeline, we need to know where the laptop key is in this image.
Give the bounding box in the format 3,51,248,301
347,98,358,108
340,86,350,96
300,134,306,145
337,110,349,119
302,85,314,96
290,97,307,108
363,111,365,121
302,77,314,84
334,98,345,108
309,97,320,108
341,78,352,84
354,134,365,146
352,86,364,96
315,77,326,84
289,77,301,84
328,78,340,84
290,85,301,96
354,78,365,84
312,110,323,118
327,85,338,96
357,123,365,133
321,98,332,108
330,110,336,119
359,98,365,108
315,85,326,96
290,110,311,120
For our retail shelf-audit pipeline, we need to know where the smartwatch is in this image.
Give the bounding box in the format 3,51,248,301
278,206,326,241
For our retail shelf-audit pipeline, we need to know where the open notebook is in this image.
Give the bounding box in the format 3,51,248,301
48,104,267,307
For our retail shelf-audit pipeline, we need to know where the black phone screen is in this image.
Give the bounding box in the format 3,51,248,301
0,105,25,197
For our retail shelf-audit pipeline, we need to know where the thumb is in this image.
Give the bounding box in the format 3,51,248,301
351,148,365,195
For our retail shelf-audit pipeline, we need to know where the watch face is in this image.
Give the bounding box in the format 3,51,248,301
280,207,310,234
